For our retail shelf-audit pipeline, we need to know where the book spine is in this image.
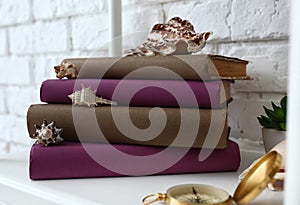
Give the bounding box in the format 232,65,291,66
29,141,240,180
27,104,229,149
40,79,226,108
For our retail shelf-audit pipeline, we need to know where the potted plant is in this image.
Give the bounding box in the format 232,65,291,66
257,95,287,152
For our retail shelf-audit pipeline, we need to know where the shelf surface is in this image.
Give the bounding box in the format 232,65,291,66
0,148,283,205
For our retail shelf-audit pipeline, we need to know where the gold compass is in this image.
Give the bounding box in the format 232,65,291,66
143,151,282,205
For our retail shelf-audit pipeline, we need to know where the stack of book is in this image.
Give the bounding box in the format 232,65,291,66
26,54,248,180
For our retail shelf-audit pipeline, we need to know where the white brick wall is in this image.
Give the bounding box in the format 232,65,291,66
230,0,289,40
71,14,109,50
0,0,288,154
0,29,7,55
33,0,105,19
0,57,31,85
0,88,6,114
0,0,30,26
9,20,69,54
164,1,231,39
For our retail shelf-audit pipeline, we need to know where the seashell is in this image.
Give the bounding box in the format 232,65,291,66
33,120,64,146
124,16,212,56
54,60,78,79
68,84,118,107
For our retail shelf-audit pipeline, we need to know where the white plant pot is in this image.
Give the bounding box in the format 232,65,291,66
262,128,286,152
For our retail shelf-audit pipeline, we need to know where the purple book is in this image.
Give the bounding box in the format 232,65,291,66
29,140,240,180
40,79,231,108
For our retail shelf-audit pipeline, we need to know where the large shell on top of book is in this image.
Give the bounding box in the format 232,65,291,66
33,120,64,146
54,60,78,79
124,16,212,56
68,84,118,107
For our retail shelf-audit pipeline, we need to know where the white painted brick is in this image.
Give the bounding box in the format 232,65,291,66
0,57,31,85
262,93,286,101
230,0,289,40
72,49,108,57
218,41,288,92
9,25,34,54
10,117,34,146
33,20,69,53
122,30,148,51
269,0,290,37
9,20,68,54
33,0,105,20
71,14,109,50
8,142,32,153
164,1,231,39
0,88,6,114
123,0,177,6
0,115,14,142
6,86,40,117
229,97,273,142
122,5,164,49
33,55,66,85
195,42,218,55
0,0,30,26
0,141,9,154
0,29,7,55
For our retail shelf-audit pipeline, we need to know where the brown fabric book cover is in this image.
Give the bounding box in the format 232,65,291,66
27,104,229,149
60,54,249,80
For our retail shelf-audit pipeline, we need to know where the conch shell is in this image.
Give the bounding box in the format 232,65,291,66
33,120,64,146
68,84,117,107
54,60,77,79
124,16,212,56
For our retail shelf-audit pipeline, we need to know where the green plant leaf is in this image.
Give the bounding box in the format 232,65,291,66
273,107,285,122
263,106,279,122
271,102,280,111
279,123,286,131
269,120,281,129
280,96,287,109
258,115,270,127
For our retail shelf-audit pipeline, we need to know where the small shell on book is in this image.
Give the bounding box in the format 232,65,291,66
68,84,118,107
54,60,78,79
33,120,64,146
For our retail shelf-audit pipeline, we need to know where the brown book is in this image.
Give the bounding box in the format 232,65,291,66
27,104,229,148
59,54,249,80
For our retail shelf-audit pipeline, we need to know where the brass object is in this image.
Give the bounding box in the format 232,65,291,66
142,151,282,205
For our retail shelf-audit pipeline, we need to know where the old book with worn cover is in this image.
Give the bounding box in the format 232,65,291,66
29,140,240,180
58,54,249,80
40,79,232,108
27,104,229,148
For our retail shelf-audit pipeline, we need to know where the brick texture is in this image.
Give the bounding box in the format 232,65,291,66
230,0,289,40
0,57,31,85
6,86,40,117
0,29,7,55
0,0,30,26
9,20,69,54
218,41,288,92
164,1,231,39
33,0,105,20
0,88,6,114
71,14,109,50
229,92,285,142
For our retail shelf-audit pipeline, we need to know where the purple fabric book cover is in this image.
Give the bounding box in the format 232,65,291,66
29,140,240,180
40,79,231,108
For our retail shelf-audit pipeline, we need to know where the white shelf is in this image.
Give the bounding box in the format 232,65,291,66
0,149,283,205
